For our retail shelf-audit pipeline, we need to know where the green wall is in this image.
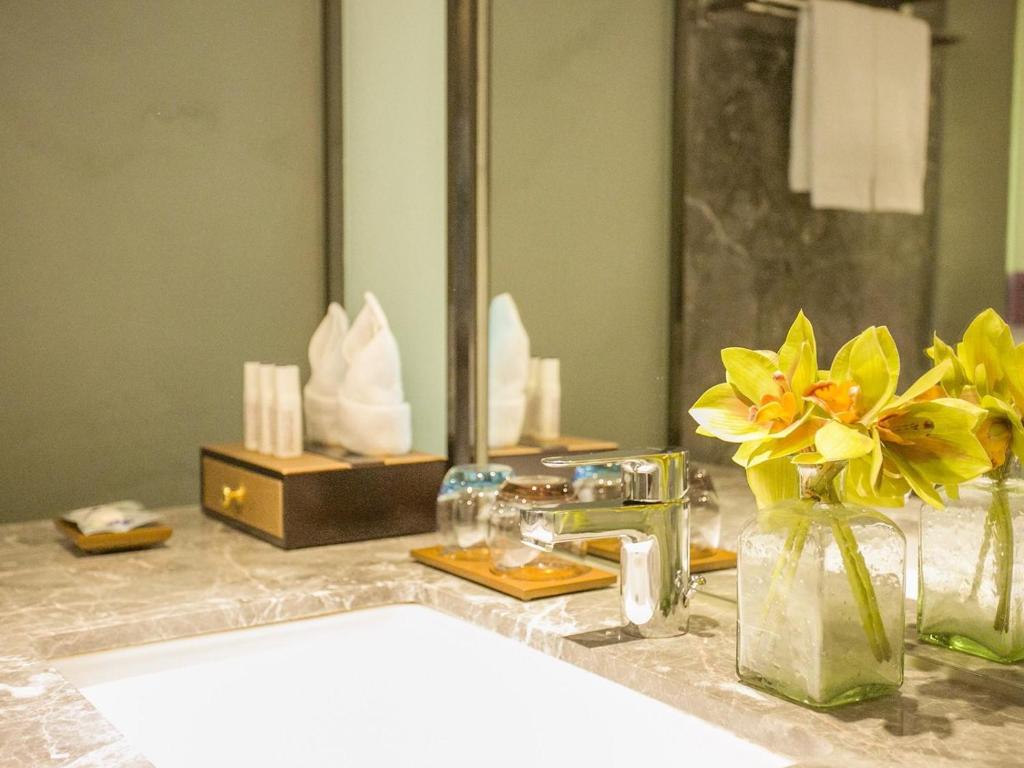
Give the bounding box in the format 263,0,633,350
933,0,1018,338
1008,0,1024,277
0,0,325,521
489,0,674,448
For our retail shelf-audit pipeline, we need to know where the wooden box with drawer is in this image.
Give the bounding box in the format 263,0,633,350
200,443,446,549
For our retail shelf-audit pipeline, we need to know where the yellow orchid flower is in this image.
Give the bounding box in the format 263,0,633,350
689,314,990,510
690,311,819,449
774,326,989,509
926,308,1024,472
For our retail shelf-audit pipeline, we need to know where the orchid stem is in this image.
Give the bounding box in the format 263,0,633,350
831,517,891,663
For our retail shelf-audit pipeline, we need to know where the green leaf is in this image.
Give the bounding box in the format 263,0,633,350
887,448,943,508
815,421,875,461
792,452,825,464
689,383,769,443
926,334,966,395
884,399,991,485
739,416,824,467
889,360,950,409
979,395,1024,464
721,348,780,404
960,308,1015,396
844,453,909,508
829,337,856,382
850,326,900,422
778,311,818,396
745,458,800,509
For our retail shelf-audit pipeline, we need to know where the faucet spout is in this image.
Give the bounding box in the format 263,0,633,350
519,498,694,639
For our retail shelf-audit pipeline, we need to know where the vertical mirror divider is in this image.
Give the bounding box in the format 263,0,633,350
668,0,688,447
322,0,344,307
475,0,491,464
447,0,485,465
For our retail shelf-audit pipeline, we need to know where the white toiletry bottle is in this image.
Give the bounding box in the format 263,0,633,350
258,363,277,454
536,358,561,440
243,362,261,451
273,365,303,459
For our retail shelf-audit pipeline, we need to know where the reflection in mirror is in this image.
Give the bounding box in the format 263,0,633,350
488,0,675,452
340,0,447,457
684,0,1020,464
484,0,1024,473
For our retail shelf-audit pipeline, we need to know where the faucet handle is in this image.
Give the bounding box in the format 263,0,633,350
543,448,688,503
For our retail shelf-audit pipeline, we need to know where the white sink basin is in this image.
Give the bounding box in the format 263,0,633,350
55,604,790,768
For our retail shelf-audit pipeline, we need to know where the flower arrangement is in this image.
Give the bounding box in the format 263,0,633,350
921,308,1024,640
689,311,990,511
688,312,991,702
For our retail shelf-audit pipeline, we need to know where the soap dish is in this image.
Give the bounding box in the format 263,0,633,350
54,519,173,554
411,545,616,601
587,538,737,571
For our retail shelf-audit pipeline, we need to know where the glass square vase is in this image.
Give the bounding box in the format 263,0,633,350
918,472,1024,663
737,467,906,707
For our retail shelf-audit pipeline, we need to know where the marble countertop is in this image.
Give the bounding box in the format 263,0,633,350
2,470,1023,767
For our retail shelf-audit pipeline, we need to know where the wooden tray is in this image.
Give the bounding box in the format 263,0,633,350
411,545,616,601
587,538,737,572
55,519,173,553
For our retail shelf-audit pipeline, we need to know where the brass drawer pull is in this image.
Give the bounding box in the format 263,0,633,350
222,484,246,513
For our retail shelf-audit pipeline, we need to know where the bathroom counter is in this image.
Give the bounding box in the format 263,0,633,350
1,472,1023,768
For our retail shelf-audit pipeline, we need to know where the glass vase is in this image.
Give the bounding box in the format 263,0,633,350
917,462,1024,663
736,462,906,707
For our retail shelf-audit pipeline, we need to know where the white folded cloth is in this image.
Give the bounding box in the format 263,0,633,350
873,11,930,214
336,292,412,455
303,302,349,446
488,293,530,448
63,501,161,535
789,0,930,214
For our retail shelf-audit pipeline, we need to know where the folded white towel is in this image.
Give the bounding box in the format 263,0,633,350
304,302,349,446
488,293,530,448
336,292,412,455
873,12,930,214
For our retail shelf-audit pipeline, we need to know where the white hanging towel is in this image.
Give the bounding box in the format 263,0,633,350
873,11,931,214
811,0,877,212
788,5,813,193
336,292,413,456
790,0,931,214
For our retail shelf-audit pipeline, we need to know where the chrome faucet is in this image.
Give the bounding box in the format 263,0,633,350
520,449,703,639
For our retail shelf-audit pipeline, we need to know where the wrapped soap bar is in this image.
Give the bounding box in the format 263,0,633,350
62,501,162,536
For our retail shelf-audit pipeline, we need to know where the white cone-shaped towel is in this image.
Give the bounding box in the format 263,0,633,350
488,293,530,448
303,302,349,446
336,292,412,455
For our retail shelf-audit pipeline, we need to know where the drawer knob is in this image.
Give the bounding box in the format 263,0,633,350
222,484,246,513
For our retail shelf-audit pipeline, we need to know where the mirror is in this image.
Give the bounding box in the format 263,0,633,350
340,0,448,457
487,0,676,454
483,0,1024,469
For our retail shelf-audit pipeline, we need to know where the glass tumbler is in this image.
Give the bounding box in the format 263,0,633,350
436,463,514,560
488,475,589,581
572,463,623,502
689,465,722,554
